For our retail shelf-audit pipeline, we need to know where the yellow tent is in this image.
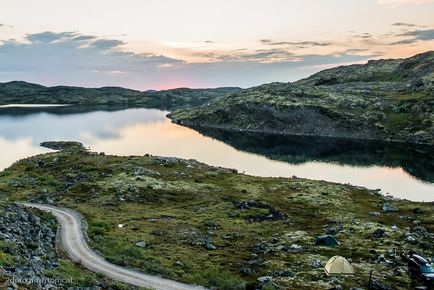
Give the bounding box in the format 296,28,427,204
324,256,355,276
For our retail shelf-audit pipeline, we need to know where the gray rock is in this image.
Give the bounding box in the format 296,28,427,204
284,244,303,253
135,240,146,248
257,276,273,283
174,261,185,267
312,260,323,268
240,267,253,275
206,243,217,250
382,203,399,212
373,229,386,239
412,207,423,214
405,235,417,243
0,205,62,289
413,226,429,238
369,211,381,217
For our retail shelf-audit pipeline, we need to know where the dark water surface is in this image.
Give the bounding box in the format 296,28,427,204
0,106,433,201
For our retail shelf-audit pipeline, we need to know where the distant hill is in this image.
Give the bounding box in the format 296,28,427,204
169,51,434,145
0,81,241,110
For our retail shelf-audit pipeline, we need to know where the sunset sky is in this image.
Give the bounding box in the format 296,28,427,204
0,0,433,89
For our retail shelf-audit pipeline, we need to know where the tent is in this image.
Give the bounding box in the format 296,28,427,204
324,256,355,276
315,235,340,247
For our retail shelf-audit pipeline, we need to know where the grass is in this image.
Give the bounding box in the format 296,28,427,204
0,142,432,289
43,259,139,290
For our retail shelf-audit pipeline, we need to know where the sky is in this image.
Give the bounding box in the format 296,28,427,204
0,0,433,90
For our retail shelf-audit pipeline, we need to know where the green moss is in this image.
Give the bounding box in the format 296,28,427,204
43,259,139,290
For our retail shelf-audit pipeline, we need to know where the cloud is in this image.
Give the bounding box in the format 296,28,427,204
392,22,418,27
391,28,434,44
175,51,382,87
400,29,434,40
0,31,381,89
260,39,332,48
72,35,97,41
356,33,372,39
0,31,184,88
91,39,125,49
0,23,13,29
25,31,78,43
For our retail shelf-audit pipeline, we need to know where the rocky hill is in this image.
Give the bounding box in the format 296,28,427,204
0,81,241,110
169,51,434,145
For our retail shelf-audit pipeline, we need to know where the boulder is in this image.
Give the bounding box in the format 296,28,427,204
382,203,399,212
257,276,273,283
373,229,386,239
135,240,146,248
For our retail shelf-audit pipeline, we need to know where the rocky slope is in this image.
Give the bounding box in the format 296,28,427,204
169,51,434,145
0,81,240,111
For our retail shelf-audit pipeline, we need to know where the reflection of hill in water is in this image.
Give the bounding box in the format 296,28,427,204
193,126,434,183
0,105,138,116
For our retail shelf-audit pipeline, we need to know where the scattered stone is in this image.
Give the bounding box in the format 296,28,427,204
413,220,421,225
373,229,386,239
135,240,146,248
312,260,323,268
206,243,217,250
257,276,273,283
369,279,390,290
240,267,253,275
369,211,381,217
228,213,240,218
413,207,423,214
223,232,241,240
151,230,166,236
382,203,398,212
174,261,184,267
377,254,394,267
413,226,429,238
234,200,287,222
391,225,399,231
0,205,62,289
273,270,293,277
284,244,303,253
405,235,417,243
205,221,218,230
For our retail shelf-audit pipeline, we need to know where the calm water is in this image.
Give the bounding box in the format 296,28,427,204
0,107,433,201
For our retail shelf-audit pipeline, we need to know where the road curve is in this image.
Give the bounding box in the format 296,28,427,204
19,203,207,290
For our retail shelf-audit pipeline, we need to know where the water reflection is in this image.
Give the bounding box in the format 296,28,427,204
190,127,434,183
0,107,433,201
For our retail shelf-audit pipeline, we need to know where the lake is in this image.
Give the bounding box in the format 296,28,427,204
0,106,433,201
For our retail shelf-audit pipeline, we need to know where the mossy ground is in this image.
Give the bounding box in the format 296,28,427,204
0,143,432,289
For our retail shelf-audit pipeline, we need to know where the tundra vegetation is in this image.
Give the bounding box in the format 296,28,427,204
0,142,432,289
